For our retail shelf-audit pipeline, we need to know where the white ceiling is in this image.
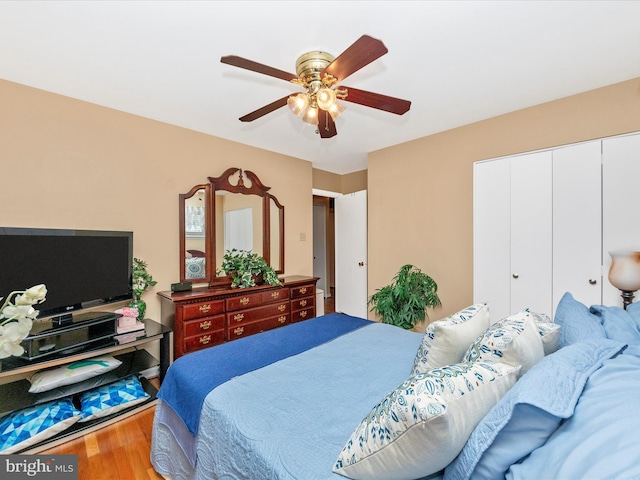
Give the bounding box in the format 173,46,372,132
1,1,639,174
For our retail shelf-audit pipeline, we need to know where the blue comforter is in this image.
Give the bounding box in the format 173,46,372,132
157,313,371,436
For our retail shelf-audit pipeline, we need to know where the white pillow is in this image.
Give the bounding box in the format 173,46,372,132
410,303,490,376
333,360,519,480
464,310,545,377
28,355,122,393
535,320,560,356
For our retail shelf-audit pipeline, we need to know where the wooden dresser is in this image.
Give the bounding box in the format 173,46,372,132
158,276,319,359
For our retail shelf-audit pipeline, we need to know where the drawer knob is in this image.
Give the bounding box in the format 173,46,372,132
299,287,307,294
233,326,244,336
240,297,250,305
271,291,280,298
278,304,286,312
234,313,244,322
278,316,286,324
199,304,212,314
300,299,307,307
300,310,308,318
200,320,212,330
199,335,211,345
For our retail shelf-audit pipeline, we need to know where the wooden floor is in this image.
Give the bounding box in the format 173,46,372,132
42,297,336,479
42,391,164,480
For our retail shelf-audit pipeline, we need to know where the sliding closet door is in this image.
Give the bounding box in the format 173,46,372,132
602,133,640,307
510,151,553,317
474,158,511,321
552,141,602,313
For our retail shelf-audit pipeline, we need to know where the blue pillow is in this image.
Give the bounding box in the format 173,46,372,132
589,305,640,345
553,292,606,347
78,374,150,422
0,398,83,453
443,338,626,480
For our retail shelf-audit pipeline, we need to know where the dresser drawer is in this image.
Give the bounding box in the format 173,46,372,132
181,299,225,320
228,315,290,339
290,284,315,299
291,296,314,311
262,288,289,303
292,307,314,323
227,302,290,326
184,314,225,337
226,291,264,311
184,329,225,353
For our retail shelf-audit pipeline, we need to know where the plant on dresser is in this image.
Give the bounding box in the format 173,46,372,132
158,276,318,359
218,249,282,288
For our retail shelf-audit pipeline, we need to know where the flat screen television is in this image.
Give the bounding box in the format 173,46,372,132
0,227,133,320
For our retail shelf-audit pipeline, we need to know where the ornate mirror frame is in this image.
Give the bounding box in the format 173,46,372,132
178,168,284,286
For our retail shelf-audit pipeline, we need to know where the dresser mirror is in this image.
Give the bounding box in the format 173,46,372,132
178,168,284,285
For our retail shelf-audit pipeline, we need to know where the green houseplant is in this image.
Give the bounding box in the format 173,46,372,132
129,258,157,320
219,248,282,288
368,264,441,330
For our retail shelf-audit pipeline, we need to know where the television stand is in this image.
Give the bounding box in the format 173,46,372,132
0,319,172,454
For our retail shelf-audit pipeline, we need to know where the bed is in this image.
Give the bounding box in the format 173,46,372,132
150,294,640,480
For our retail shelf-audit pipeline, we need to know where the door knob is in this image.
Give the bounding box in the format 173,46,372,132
512,273,519,279
358,262,364,267
589,279,597,285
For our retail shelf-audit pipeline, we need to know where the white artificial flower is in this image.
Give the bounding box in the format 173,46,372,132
15,284,47,305
0,284,47,359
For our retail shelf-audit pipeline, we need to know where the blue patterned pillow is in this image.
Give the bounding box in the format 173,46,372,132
185,257,206,279
464,310,544,377
411,303,490,376
78,375,150,422
0,398,82,453
333,360,519,479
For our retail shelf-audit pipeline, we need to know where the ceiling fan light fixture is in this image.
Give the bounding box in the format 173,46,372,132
316,87,337,111
302,104,319,126
287,93,308,117
328,101,346,121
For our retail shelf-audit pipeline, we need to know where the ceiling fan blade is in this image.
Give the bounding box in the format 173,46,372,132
318,110,337,138
340,86,411,115
321,35,388,82
221,55,298,82
239,95,290,122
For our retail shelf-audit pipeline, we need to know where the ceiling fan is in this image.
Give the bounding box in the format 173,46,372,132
220,35,411,138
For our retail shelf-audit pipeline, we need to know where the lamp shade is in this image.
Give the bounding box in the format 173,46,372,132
608,251,640,291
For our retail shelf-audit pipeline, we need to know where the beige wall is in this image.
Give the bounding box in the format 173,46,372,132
0,79,314,323
368,77,640,328
312,168,367,194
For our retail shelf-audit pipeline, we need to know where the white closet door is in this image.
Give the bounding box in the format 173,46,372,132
473,158,511,321
510,151,553,317
552,141,602,313
602,133,640,307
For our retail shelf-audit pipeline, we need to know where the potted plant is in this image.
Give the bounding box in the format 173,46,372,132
129,258,157,320
368,264,441,330
219,249,282,288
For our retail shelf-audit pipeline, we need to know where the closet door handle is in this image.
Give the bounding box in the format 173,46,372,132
589,279,597,285
512,273,519,279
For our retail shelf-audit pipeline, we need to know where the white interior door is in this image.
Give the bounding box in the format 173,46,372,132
335,190,367,318
603,133,640,307
552,141,603,312
473,158,511,321
510,151,553,317
313,204,327,296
